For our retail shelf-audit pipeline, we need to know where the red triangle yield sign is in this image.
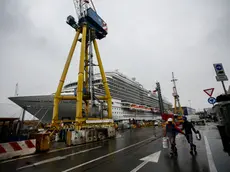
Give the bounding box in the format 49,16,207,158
203,88,214,97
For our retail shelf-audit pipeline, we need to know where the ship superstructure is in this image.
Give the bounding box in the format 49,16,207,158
9,71,172,123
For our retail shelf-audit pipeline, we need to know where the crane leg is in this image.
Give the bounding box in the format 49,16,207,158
93,39,112,119
52,30,80,125
76,25,87,122
84,46,89,118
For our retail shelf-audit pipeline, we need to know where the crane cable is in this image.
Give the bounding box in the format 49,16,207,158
90,0,97,13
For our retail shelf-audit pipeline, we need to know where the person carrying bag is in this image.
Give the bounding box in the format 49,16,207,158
164,118,185,156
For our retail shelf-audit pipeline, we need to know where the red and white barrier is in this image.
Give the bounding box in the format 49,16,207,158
0,139,36,161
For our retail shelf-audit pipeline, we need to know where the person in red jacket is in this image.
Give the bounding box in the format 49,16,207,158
164,118,185,156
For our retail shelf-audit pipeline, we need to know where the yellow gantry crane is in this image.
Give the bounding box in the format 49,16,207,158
51,0,112,130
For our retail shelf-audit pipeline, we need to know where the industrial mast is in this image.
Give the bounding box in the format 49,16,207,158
171,72,183,115
155,82,164,115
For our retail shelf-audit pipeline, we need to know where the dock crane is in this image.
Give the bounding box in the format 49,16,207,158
171,72,184,123
51,0,112,130
155,82,164,116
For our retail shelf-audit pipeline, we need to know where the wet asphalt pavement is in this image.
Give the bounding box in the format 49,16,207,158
0,123,229,172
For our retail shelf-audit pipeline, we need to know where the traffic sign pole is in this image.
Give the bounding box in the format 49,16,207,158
221,81,228,95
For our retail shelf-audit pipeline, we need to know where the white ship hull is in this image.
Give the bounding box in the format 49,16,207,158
9,95,160,123
9,71,171,122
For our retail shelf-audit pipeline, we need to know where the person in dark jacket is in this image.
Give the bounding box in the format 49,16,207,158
182,116,198,155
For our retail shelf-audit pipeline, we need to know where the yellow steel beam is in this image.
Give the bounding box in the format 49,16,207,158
52,120,76,123
52,30,80,124
85,45,89,117
173,97,183,115
85,46,89,90
76,25,87,122
179,104,183,115
93,39,112,119
52,98,60,124
96,96,108,100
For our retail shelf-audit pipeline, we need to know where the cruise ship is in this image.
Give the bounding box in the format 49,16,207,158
9,71,172,123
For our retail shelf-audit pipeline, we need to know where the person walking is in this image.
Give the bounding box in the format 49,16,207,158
182,116,198,155
164,118,185,156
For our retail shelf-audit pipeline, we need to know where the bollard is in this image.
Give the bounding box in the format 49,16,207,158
66,131,72,146
30,133,50,152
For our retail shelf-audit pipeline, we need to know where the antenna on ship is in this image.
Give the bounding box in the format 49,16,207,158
171,72,183,115
14,83,19,96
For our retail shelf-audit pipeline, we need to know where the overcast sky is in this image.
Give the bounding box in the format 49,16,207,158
0,0,230,118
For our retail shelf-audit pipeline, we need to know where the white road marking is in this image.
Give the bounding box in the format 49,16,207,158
204,135,218,172
130,161,149,172
0,141,106,164
62,136,156,172
0,153,41,164
48,141,105,153
64,146,101,158
130,151,161,172
16,156,65,170
139,151,161,163
16,146,102,171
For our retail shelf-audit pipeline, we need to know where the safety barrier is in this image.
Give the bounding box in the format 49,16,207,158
0,139,36,161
